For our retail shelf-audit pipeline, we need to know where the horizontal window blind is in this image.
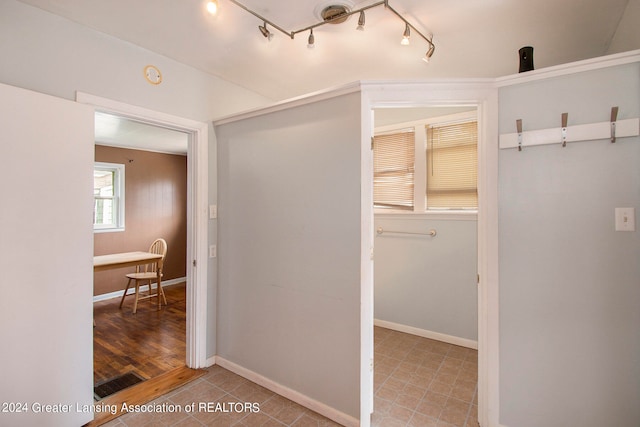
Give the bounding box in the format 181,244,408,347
426,120,477,209
373,130,415,210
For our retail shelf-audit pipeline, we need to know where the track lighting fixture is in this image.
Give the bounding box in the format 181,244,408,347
401,23,410,45
206,0,218,15
423,41,435,63
220,0,435,61
356,11,365,31
307,29,315,49
258,22,273,40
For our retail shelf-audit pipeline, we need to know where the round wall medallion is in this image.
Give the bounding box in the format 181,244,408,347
143,65,162,85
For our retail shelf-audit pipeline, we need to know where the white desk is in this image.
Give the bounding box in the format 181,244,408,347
93,251,164,310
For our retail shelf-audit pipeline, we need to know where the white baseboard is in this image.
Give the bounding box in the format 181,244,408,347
374,319,478,350
92,277,187,302
205,355,217,368
214,357,359,427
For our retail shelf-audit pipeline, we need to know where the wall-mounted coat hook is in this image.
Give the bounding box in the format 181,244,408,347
561,113,568,147
516,119,523,151
500,110,639,150
611,106,619,143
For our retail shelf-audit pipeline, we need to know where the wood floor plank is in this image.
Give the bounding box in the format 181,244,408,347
84,366,206,426
93,283,187,384
89,282,193,426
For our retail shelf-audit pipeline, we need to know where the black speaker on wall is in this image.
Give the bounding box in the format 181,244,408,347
519,46,534,73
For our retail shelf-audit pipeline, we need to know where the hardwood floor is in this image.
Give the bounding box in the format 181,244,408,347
93,282,187,385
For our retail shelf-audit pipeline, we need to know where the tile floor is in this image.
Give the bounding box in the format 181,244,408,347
100,365,343,427
372,327,479,427
101,326,478,427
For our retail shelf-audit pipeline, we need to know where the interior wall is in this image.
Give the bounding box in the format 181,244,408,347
0,83,95,427
498,62,640,427
94,145,187,296
374,215,478,342
215,93,363,421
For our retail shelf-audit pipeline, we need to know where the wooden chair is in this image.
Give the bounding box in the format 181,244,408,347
119,238,168,314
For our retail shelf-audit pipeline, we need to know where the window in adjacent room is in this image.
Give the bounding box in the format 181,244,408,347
426,120,478,210
93,162,125,232
373,129,415,210
373,111,477,212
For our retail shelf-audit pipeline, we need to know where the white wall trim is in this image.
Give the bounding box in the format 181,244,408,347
374,319,478,350
375,212,478,221
495,49,640,87
215,357,359,427
76,92,209,370
92,277,186,302
205,355,217,368
361,81,499,427
477,91,501,427
213,79,493,127
213,81,362,125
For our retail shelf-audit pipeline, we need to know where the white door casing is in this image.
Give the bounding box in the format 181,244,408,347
76,92,209,369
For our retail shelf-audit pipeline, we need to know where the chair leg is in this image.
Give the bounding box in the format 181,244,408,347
159,283,167,306
132,280,141,314
119,278,133,309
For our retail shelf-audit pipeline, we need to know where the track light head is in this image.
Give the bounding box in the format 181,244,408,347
422,36,435,62
356,11,365,31
206,0,218,15
259,22,273,40
401,23,410,45
307,29,315,49
423,43,435,63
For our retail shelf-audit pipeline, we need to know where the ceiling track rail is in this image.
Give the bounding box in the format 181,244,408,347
224,0,435,52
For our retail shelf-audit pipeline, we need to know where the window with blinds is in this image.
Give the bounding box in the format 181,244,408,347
373,130,415,210
426,120,478,209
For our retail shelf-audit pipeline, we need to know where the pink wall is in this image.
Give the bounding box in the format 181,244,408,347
94,145,187,296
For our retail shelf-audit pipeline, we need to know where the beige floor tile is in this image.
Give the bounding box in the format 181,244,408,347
374,416,407,427
415,400,444,419
408,412,438,427
387,404,413,423
109,327,478,427
394,392,422,411
171,416,205,427
270,402,308,425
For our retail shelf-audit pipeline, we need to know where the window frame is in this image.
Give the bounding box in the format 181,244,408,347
373,110,478,217
93,161,125,232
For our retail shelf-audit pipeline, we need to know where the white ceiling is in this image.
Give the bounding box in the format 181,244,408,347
16,0,640,101
95,112,189,154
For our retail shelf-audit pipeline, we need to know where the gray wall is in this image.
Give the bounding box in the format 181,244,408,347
0,0,271,359
498,63,640,427
374,215,478,341
215,93,363,419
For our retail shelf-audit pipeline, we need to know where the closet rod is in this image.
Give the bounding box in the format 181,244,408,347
376,227,437,237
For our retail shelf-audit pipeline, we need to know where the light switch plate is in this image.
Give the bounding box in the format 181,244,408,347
209,205,217,219
615,207,635,231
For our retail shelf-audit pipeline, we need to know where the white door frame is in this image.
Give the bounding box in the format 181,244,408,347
76,92,209,368
359,80,500,427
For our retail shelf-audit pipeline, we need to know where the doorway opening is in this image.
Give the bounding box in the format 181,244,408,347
358,82,499,427
370,106,480,426
92,113,191,390
77,92,209,381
